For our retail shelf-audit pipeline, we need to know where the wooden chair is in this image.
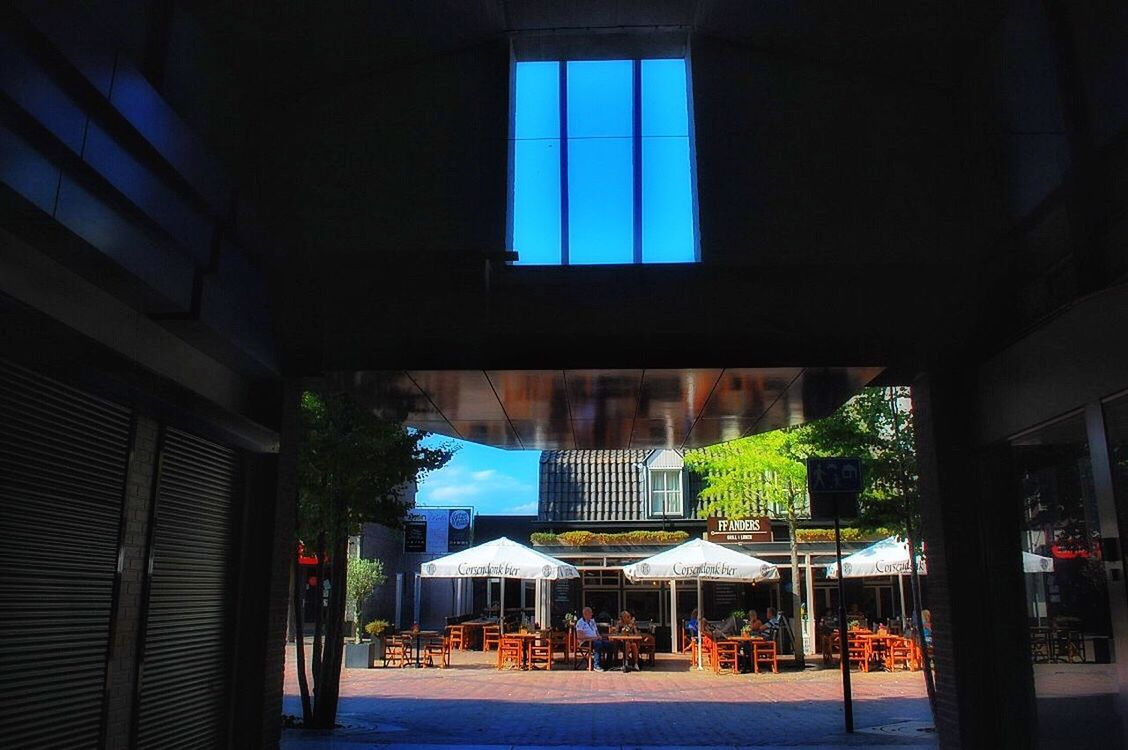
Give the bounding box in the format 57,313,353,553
712,639,740,675
549,630,568,662
383,635,410,668
752,640,779,674
482,624,501,652
446,624,467,651
497,635,523,670
573,639,594,671
424,636,449,668
886,637,915,671
822,630,840,665
847,635,870,673
528,640,553,670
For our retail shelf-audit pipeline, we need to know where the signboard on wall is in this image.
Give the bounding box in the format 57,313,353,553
707,516,772,544
403,508,474,553
404,521,427,552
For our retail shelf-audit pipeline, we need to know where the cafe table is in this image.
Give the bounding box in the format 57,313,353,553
726,635,773,673
508,631,542,668
854,631,899,670
607,634,645,673
458,620,495,650
404,630,440,668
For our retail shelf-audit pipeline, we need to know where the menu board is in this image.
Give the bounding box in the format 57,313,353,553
403,508,474,553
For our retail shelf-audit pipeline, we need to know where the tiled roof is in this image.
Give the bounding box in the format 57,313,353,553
538,450,708,522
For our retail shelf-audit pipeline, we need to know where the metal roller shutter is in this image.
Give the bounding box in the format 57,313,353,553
0,360,131,748
135,428,239,750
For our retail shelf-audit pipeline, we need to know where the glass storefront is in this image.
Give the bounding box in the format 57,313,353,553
1011,411,1120,748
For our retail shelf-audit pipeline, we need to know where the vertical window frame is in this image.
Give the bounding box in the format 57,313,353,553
510,56,697,267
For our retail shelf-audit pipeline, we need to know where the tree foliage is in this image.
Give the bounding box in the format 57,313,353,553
346,557,386,644
800,386,917,534
292,390,454,728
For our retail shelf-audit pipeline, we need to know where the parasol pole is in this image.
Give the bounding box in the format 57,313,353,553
690,575,699,667
500,577,506,636
898,572,907,626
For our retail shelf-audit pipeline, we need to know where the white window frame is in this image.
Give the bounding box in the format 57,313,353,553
649,468,683,517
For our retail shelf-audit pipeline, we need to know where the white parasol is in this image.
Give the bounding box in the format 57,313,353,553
419,536,578,633
623,538,779,669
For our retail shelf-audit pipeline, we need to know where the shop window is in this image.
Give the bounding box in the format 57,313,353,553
511,59,697,265
1012,411,1119,740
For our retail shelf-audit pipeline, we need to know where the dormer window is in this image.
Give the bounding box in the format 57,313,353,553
649,468,683,516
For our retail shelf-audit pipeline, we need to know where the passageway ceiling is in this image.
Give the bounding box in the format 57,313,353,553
336,367,882,450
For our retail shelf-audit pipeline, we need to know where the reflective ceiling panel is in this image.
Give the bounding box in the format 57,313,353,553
408,370,508,421
486,370,568,421
565,369,643,422
683,417,758,449
635,369,723,422
698,367,801,420
340,367,883,451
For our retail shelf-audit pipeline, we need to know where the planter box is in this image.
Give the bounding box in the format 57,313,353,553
344,641,375,669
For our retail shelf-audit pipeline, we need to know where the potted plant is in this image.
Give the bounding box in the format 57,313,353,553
364,619,390,662
344,557,387,668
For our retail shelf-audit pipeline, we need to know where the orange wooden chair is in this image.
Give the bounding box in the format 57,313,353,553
497,635,523,670
424,635,449,668
549,630,568,662
847,635,871,672
886,637,915,671
712,639,740,675
446,624,466,651
573,639,594,671
529,639,554,670
383,635,410,668
752,640,779,674
482,624,500,652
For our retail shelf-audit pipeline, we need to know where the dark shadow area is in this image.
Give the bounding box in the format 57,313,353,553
281,695,933,747
1037,695,1124,750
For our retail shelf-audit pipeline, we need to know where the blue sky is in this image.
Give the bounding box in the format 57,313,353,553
415,435,541,516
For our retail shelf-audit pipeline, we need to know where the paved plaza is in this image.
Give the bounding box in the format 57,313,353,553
282,648,936,749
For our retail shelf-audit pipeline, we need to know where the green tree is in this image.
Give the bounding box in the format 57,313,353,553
293,390,453,728
685,429,808,667
346,557,387,644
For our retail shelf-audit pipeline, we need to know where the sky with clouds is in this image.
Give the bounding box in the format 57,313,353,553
415,434,541,515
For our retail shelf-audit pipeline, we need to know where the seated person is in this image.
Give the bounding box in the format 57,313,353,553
747,609,764,634
576,606,614,672
713,614,740,637
616,610,641,670
761,607,782,640
686,609,701,640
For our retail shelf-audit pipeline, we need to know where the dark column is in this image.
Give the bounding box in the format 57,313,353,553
101,415,160,750
913,370,1037,749
230,382,301,749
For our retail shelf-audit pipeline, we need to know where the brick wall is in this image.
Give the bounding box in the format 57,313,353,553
101,415,159,750
914,371,1036,749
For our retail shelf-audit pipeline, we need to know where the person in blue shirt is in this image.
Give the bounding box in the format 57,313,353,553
576,606,613,672
687,608,701,638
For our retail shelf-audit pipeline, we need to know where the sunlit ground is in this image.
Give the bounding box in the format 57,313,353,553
283,645,936,748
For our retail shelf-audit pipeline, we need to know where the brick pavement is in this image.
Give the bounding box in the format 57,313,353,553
282,648,935,748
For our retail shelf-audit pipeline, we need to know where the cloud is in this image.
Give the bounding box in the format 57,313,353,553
417,462,535,513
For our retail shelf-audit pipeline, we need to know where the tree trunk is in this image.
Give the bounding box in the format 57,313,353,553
887,387,936,715
311,531,326,697
787,499,805,668
310,526,349,729
291,551,312,723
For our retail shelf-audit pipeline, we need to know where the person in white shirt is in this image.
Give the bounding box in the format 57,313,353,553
575,606,613,672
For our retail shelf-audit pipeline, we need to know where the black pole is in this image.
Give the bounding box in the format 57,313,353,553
834,506,854,733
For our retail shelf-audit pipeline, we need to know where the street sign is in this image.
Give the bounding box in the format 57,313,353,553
806,457,863,494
